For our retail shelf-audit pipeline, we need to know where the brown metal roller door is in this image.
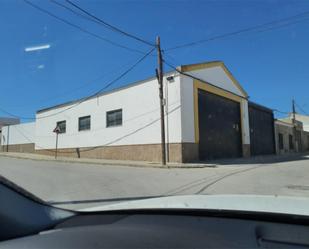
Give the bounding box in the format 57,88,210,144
198,89,242,160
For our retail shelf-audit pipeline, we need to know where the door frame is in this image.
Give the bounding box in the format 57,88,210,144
193,79,245,147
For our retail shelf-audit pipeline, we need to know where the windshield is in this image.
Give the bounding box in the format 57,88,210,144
0,0,309,212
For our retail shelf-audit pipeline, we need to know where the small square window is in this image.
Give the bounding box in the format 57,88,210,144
56,120,66,134
106,109,122,127
79,116,91,131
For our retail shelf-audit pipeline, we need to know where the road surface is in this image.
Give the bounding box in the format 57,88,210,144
1,155,309,210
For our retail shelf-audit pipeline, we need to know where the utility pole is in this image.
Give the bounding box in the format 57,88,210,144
156,36,166,165
165,77,170,163
292,99,297,152
292,99,296,124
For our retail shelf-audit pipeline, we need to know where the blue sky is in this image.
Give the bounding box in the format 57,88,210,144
1,0,309,121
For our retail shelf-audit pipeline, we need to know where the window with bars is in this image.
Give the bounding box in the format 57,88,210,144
78,116,91,131
106,109,122,127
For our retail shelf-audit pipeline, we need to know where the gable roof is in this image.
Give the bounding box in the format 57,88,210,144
179,61,248,98
37,60,248,114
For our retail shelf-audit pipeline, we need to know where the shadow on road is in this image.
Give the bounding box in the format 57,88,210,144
197,153,309,166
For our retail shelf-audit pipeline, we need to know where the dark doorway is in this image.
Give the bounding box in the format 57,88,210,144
198,89,242,160
249,102,275,156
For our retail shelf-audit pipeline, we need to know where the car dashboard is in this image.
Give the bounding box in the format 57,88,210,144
2,209,309,248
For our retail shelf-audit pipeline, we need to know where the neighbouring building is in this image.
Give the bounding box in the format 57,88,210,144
1,122,35,153
275,115,309,154
1,61,279,162
292,113,309,132
0,117,20,148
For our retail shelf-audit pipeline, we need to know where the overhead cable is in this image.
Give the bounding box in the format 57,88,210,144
23,0,146,54
295,101,308,115
163,59,248,100
56,0,155,46
165,10,309,52
0,47,155,120
10,105,180,154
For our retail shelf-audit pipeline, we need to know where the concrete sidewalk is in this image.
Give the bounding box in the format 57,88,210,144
0,152,211,168
0,152,308,169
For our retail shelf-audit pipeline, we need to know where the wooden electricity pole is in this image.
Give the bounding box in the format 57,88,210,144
156,36,166,165
292,99,297,151
292,99,296,124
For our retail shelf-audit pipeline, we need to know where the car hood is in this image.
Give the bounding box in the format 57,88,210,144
80,194,309,216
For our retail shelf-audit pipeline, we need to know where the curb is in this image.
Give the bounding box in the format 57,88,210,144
0,153,214,169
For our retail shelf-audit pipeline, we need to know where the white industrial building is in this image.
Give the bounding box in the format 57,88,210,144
1,122,35,153
2,61,277,162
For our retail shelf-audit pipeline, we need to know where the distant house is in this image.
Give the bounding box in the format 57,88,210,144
275,114,309,154
292,113,309,132
0,117,19,128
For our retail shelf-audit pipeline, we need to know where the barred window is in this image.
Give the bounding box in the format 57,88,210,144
78,116,91,131
106,109,122,127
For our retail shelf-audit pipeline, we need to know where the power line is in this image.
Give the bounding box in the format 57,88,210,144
3,58,142,109
36,101,180,139
65,0,154,46
273,109,290,115
0,47,155,120
163,59,247,100
52,0,154,47
256,16,309,34
23,0,146,54
295,101,308,115
161,57,295,118
165,10,309,52
10,104,180,154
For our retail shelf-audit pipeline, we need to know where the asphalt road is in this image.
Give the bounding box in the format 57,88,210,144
1,155,309,210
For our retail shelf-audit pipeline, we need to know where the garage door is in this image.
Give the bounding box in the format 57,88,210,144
198,89,242,160
249,103,275,156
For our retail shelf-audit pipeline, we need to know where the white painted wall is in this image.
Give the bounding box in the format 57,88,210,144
180,75,195,143
179,67,250,145
1,122,35,145
5,63,251,154
240,99,250,144
186,66,244,96
35,75,182,150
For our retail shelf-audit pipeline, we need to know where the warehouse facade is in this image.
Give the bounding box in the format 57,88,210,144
2,61,278,162
33,61,250,162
